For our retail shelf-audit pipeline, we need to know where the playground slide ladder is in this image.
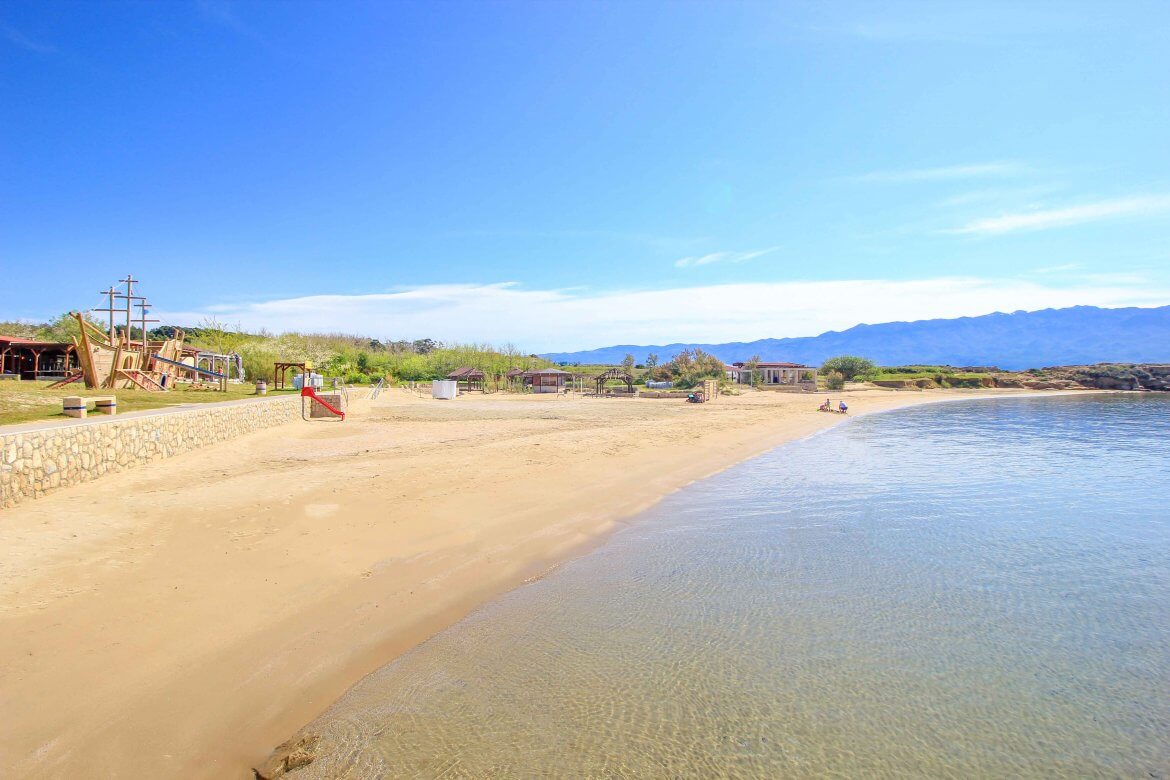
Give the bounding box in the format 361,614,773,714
118,369,166,392
368,377,385,400
47,371,85,389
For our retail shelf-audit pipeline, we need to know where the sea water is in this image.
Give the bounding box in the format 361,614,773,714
298,395,1170,777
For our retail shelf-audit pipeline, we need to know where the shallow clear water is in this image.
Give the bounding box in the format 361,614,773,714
301,395,1170,778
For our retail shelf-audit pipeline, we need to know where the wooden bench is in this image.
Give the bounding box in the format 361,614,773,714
63,395,117,419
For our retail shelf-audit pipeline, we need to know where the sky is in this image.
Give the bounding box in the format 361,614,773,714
2,0,1169,352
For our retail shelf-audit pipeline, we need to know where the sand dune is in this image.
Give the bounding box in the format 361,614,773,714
0,387,1046,777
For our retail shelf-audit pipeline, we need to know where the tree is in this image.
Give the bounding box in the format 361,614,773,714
744,355,761,387
621,353,636,374
645,353,658,372
825,370,846,390
148,325,184,340
413,338,439,355
821,355,876,381
660,348,726,388
0,319,41,339
37,311,102,343
194,316,249,354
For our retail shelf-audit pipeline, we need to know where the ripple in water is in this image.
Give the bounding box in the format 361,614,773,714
296,395,1170,777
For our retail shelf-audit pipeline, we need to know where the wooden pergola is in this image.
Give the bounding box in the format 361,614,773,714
448,366,486,392
0,336,78,380
594,368,634,396
273,362,306,390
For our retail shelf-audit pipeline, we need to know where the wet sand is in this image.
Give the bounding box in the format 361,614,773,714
0,387,1050,777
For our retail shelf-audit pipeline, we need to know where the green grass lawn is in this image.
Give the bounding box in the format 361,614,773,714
0,381,300,427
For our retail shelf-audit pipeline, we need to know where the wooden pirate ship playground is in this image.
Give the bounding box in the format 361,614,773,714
49,275,243,393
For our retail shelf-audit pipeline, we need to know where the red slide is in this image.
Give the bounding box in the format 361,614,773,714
301,387,345,420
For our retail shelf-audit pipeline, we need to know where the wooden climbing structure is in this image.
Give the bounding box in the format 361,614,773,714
70,274,224,392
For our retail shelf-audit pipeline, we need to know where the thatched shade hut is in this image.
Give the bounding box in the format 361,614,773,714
447,366,486,392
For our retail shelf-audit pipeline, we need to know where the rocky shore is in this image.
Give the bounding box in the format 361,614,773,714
871,363,1170,392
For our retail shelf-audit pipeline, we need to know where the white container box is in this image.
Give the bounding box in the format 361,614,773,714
431,380,458,400
292,372,324,390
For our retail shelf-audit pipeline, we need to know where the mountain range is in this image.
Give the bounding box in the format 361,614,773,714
540,305,1170,371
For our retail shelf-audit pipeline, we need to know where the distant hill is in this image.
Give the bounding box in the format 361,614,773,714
540,305,1170,371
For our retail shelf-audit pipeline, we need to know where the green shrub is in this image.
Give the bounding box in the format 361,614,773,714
821,356,876,380
825,370,846,390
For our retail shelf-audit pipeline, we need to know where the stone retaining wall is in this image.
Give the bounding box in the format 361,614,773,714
1,395,303,509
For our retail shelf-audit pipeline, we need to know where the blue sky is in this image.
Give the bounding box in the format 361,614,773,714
2,0,1168,350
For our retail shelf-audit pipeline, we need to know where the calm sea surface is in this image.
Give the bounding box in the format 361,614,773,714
301,395,1170,778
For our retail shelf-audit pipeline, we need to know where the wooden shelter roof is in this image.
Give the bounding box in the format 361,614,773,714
594,367,634,382
447,366,486,379
0,335,73,349
731,361,809,368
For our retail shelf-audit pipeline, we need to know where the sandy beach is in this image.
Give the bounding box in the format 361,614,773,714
0,387,1046,777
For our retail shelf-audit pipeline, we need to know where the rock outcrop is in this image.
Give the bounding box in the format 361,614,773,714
1021,364,1170,391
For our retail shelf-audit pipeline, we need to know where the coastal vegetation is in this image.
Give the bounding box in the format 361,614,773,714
818,357,998,389
824,371,846,390
820,355,876,380
181,320,554,385
862,367,996,389
648,348,728,389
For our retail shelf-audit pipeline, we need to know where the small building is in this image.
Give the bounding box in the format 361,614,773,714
447,366,486,392
729,361,817,389
525,368,571,394
0,335,79,380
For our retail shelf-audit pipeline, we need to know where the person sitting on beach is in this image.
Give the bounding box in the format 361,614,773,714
819,398,831,412
839,401,848,414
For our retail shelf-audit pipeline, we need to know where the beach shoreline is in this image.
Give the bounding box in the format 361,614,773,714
0,387,1091,778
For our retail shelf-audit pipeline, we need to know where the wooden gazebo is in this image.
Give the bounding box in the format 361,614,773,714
448,366,486,393
594,368,634,396
273,362,306,390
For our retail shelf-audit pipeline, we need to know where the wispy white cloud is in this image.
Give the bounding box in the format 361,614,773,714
1032,263,1083,274
153,276,1170,353
947,195,1170,236
674,247,779,269
852,162,1023,184
1,22,56,54
936,184,1063,209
